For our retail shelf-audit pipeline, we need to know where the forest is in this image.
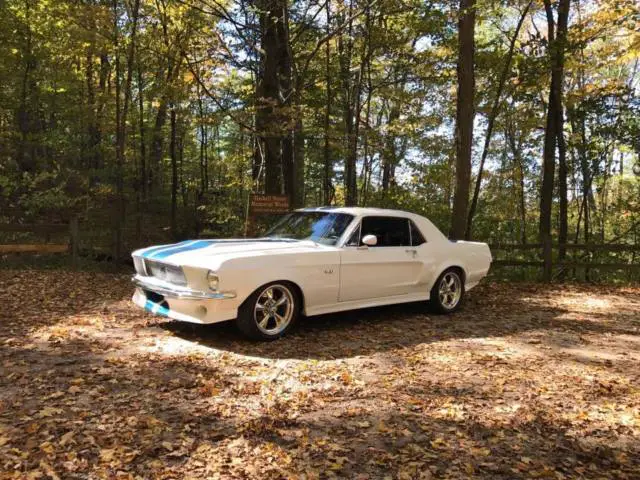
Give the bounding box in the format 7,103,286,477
2,2,640,477
0,0,639,279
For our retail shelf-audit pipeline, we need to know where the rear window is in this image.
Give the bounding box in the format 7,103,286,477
410,221,427,246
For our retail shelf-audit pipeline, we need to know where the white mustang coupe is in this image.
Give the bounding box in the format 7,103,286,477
132,208,491,340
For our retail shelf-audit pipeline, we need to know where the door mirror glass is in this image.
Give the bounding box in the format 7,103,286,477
362,234,377,246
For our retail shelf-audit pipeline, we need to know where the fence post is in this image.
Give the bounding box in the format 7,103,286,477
69,216,79,268
542,236,552,281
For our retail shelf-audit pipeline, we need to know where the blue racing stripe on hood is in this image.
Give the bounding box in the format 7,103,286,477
138,238,300,261
139,241,192,259
146,239,218,260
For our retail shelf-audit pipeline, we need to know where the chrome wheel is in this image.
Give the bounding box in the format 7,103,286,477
254,284,294,336
439,272,462,310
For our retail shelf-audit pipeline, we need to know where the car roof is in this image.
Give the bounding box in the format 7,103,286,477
296,206,417,217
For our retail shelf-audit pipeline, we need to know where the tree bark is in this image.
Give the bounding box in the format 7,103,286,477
16,0,38,173
338,0,358,206
557,114,568,261
137,62,146,200
197,88,208,198
113,0,123,260
170,105,178,239
382,102,400,191
449,0,476,240
556,0,570,266
539,0,570,281
322,0,333,205
277,2,302,206
257,0,283,195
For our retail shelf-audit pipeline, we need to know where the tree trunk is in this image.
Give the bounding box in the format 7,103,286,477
449,0,476,240
557,116,568,261
322,0,333,205
94,51,110,172
197,89,208,198
338,0,358,206
465,0,531,239
16,0,37,173
556,0,570,267
277,1,304,207
170,105,178,239
113,0,124,261
149,99,168,191
137,62,146,200
258,0,283,195
85,49,100,171
382,102,400,191
293,116,305,207
540,0,570,281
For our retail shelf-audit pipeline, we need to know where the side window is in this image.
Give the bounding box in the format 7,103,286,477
345,223,361,246
361,216,411,247
410,221,427,246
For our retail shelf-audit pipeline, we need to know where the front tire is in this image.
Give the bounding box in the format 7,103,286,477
236,281,301,340
430,269,465,313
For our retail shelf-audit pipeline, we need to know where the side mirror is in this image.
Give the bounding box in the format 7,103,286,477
362,234,377,247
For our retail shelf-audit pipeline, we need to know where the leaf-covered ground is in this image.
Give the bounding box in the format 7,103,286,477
0,270,638,479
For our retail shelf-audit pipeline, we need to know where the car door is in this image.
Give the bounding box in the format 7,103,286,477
339,216,424,302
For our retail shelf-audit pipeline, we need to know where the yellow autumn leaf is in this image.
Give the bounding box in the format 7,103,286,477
59,431,74,446
100,448,116,462
37,407,62,418
40,441,55,454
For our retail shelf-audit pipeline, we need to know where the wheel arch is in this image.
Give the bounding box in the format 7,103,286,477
239,278,306,313
430,263,467,291
446,265,466,284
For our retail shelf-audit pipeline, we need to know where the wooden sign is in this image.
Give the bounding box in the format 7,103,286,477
249,194,290,215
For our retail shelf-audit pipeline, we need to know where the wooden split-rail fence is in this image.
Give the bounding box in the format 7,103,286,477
490,242,640,280
0,217,79,266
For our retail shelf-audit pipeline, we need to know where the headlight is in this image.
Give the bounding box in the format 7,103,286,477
207,271,219,291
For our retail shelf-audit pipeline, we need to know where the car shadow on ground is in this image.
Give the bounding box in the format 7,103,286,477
159,283,640,361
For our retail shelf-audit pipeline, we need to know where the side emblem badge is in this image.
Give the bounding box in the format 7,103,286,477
324,269,334,274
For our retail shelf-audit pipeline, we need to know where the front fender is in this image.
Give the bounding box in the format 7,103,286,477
218,252,341,315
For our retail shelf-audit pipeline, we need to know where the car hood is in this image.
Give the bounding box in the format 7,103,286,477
132,238,327,267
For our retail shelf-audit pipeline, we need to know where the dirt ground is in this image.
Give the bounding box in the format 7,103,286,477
0,270,638,479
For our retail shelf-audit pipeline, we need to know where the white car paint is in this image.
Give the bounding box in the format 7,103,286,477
131,207,492,324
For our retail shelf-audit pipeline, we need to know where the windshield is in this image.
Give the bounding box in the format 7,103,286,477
264,212,354,245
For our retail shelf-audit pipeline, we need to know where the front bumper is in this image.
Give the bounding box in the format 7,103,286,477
132,275,238,324
131,275,235,300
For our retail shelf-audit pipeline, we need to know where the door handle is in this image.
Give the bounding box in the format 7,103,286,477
405,249,417,257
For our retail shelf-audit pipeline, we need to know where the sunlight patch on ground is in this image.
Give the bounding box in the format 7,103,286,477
520,291,617,314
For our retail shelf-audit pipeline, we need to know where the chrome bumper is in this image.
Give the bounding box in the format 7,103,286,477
132,275,236,300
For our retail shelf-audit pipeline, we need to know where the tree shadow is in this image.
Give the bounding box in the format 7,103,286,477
2,335,637,479
2,273,638,477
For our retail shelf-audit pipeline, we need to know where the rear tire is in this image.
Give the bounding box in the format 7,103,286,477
430,268,465,313
236,281,301,340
